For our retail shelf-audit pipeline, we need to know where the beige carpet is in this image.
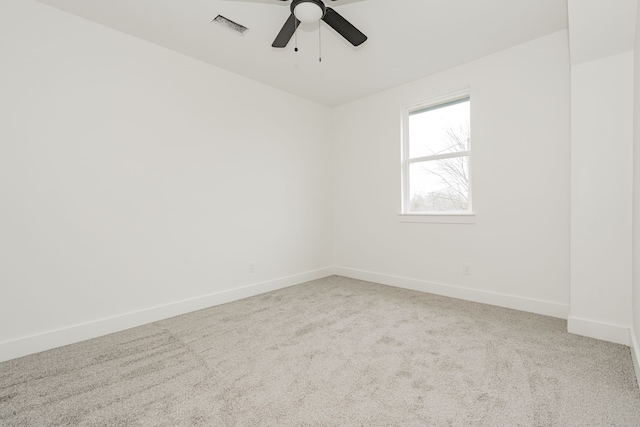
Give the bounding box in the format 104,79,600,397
1,275,639,426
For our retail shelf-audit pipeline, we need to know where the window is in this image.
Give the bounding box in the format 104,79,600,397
402,92,471,216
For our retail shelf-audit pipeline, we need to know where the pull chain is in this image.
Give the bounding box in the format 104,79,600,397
318,20,322,62
294,19,299,52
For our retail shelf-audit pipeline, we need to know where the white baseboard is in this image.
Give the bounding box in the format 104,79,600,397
333,266,570,319
630,330,640,387
0,267,333,363
567,315,630,345
7,267,632,363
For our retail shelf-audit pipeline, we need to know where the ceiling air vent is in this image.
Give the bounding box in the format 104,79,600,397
212,15,249,35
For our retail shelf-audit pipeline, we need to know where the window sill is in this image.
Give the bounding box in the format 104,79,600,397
398,213,476,224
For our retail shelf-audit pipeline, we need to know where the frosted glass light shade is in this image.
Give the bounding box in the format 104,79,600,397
294,2,323,23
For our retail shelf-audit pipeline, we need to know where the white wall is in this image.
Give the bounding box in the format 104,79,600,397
0,0,333,361
569,51,634,345
567,0,637,66
332,31,571,317
632,0,640,382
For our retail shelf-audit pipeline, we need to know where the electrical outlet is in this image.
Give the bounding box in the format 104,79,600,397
463,264,471,276
248,262,255,273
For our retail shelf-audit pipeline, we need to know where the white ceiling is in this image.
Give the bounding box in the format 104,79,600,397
568,0,637,65
35,0,568,107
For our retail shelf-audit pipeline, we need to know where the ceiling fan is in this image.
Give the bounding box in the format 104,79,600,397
271,0,367,48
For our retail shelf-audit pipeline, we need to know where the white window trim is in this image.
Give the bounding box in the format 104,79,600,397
398,213,476,224
400,88,474,222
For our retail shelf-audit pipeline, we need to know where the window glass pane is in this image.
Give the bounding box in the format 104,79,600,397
409,156,470,212
409,98,470,159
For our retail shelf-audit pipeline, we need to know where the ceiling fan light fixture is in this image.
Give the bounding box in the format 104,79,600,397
293,0,325,24
272,0,367,49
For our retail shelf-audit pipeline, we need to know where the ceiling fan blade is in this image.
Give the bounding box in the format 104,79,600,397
272,13,300,48
321,7,367,46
